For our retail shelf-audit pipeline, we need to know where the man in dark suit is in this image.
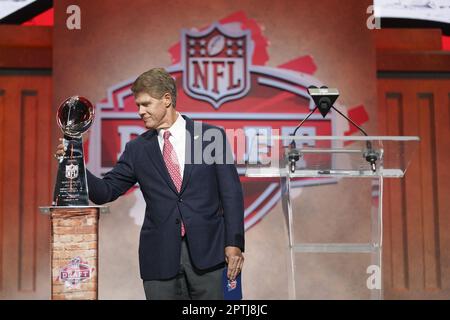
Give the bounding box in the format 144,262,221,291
55,68,245,299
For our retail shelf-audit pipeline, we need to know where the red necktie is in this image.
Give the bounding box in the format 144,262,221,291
162,130,185,237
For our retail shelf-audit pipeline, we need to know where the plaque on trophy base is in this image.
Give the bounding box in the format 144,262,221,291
53,136,89,206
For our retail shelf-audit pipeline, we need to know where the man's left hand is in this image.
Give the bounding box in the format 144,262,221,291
225,246,244,281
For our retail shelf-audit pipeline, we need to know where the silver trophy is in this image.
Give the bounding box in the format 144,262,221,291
53,96,94,206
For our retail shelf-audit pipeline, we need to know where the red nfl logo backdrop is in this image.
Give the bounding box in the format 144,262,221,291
87,11,369,230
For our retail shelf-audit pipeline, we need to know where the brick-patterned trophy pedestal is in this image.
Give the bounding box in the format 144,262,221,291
40,206,108,300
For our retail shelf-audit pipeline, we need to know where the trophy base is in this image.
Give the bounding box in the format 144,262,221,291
39,205,110,214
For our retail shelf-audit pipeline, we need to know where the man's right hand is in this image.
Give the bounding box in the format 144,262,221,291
54,138,66,160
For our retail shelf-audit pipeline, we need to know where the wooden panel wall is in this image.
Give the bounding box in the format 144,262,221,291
0,75,53,299
0,89,4,294
0,25,53,300
0,25,52,69
378,78,450,299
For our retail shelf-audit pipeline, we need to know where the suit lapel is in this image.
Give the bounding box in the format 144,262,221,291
180,115,196,195
144,129,178,194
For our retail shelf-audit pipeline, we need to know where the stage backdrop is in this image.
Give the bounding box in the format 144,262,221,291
54,0,376,299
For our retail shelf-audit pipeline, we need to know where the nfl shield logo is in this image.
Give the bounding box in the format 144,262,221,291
227,279,237,291
182,23,252,109
65,163,79,179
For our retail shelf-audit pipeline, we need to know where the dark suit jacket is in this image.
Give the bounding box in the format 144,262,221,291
87,115,245,280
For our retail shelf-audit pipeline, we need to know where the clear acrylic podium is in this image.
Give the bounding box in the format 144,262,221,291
246,135,419,299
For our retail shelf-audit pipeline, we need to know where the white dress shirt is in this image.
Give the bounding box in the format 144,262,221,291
157,112,186,178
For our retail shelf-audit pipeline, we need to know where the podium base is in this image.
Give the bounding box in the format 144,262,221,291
40,206,108,300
